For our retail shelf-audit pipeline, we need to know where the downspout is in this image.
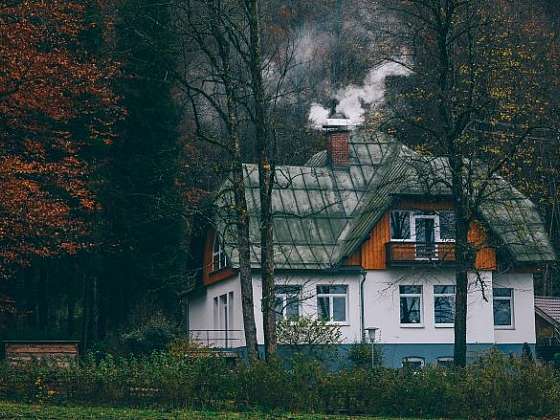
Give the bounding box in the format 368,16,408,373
360,269,367,343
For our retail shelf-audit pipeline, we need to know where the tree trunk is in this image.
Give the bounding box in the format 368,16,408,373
232,165,260,361
38,261,48,332
67,297,75,337
245,0,277,360
451,157,470,367
80,271,90,354
203,0,260,362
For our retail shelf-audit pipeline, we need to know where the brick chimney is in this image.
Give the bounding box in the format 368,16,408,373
323,112,351,167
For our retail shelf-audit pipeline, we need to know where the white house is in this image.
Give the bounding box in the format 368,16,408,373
187,117,555,368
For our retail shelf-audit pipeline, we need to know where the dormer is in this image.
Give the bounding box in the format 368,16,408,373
345,199,497,270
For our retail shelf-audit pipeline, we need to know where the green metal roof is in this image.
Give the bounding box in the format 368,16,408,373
213,129,555,269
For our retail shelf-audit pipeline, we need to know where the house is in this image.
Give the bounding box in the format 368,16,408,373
187,116,555,368
534,296,560,361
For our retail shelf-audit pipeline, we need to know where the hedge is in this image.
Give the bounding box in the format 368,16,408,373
1,350,559,418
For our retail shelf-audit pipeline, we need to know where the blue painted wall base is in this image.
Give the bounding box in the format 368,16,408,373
225,343,536,369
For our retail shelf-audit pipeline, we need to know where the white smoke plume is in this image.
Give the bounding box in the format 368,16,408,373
308,59,412,128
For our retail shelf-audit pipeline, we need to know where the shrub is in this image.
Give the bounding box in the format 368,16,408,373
120,312,178,355
348,342,383,368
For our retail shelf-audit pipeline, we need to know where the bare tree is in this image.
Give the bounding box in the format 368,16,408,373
381,0,557,366
173,0,260,360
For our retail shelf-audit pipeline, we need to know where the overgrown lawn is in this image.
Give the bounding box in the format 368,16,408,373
0,401,409,419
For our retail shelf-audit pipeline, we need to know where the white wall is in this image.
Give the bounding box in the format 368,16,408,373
492,272,535,344
257,271,364,344
188,275,244,347
364,269,495,344
188,269,536,348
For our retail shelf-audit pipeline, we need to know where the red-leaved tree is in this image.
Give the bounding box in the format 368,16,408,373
0,0,121,275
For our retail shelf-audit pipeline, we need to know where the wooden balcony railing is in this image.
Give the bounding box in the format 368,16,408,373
386,242,456,266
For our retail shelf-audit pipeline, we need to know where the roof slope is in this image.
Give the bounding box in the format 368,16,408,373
535,296,560,328
214,129,555,269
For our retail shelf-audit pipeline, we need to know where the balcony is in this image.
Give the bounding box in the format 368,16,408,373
386,242,456,266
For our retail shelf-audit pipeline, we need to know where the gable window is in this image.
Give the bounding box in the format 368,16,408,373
212,235,228,272
493,288,513,327
275,286,301,321
317,285,347,322
402,357,424,370
434,285,455,325
391,210,411,240
400,285,422,325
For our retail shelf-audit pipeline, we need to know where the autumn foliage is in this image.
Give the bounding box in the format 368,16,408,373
0,0,121,273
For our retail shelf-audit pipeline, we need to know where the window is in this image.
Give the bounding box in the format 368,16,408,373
214,292,234,330
438,211,455,241
317,285,347,322
213,292,234,347
402,357,424,370
391,210,411,240
434,285,455,325
437,357,454,368
493,288,513,327
275,286,301,321
400,285,422,325
212,235,228,272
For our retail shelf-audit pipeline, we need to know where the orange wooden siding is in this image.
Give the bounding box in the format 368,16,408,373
360,212,391,269
468,222,497,270
202,230,236,286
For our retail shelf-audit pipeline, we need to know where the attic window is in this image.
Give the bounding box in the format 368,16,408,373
212,235,228,272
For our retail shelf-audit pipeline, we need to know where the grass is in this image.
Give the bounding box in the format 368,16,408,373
0,401,418,419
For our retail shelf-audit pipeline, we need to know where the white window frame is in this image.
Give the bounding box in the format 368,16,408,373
433,285,455,327
402,356,425,370
212,235,228,272
493,287,514,329
399,285,423,327
275,285,302,321
214,292,234,331
316,285,348,324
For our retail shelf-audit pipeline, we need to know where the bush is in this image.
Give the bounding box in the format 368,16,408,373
1,350,560,417
120,312,178,355
348,342,383,368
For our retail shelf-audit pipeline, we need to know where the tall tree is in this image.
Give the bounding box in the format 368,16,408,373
176,0,260,360
383,0,556,366
245,0,277,359
0,1,119,277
